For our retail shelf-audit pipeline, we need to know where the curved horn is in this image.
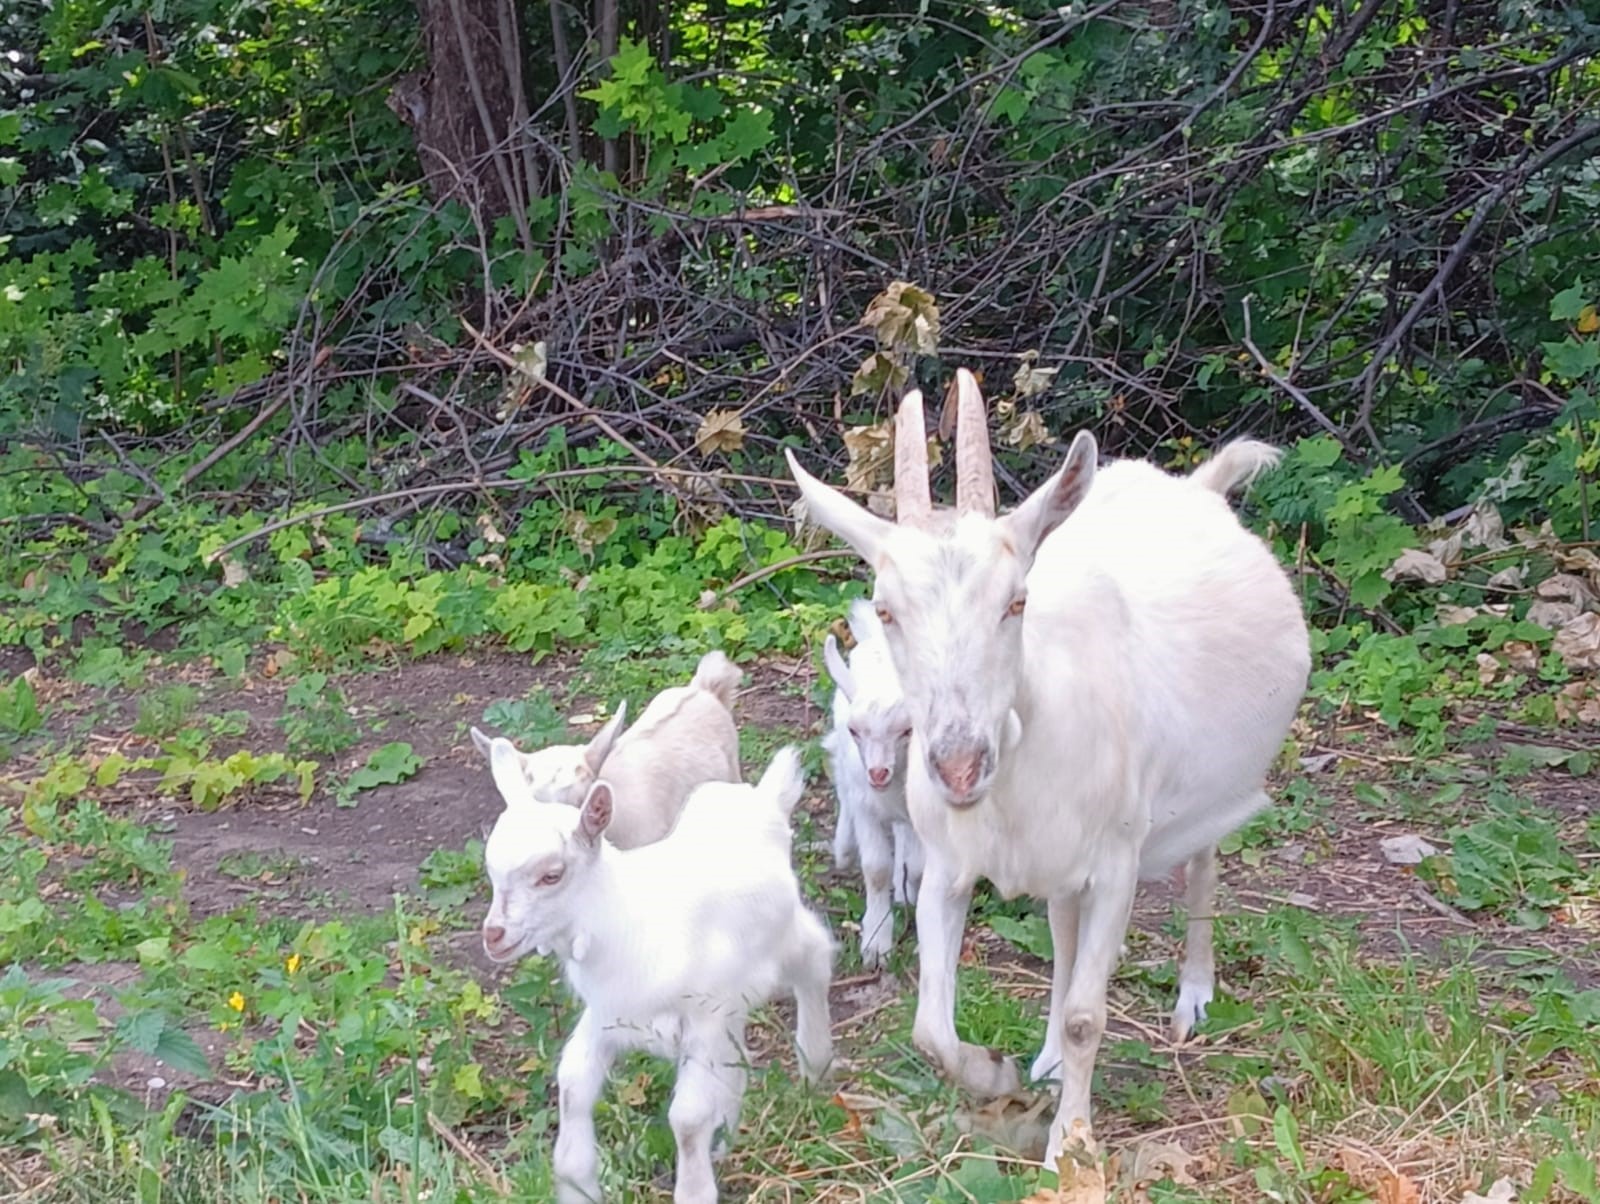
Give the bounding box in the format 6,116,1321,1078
955,369,996,516
894,389,933,528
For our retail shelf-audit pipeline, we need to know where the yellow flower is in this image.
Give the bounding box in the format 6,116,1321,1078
227,990,246,1013
285,953,302,975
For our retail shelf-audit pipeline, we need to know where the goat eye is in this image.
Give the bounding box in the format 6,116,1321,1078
539,867,565,887
1005,597,1027,619
874,604,893,626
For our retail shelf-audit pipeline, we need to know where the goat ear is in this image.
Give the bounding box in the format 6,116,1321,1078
1000,430,1097,562
578,780,613,845
486,735,535,809
469,726,494,760
787,449,894,565
583,701,626,774
823,634,855,699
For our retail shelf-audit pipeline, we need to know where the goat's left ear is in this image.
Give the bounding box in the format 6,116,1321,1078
787,449,895,565
578,781,613,845
1000,430,1097,563
484,734,535,809
583,702,627,774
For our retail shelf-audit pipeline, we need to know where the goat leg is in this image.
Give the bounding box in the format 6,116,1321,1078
912,855,1022,1098
669,1038,746,1204
1028,892,1082,1084
554,1011,616,1204
1171,843,1219,1042
1043,855,1138,1164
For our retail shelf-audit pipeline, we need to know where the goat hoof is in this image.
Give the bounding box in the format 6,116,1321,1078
1170,982,1213,1043
1027,1048,1062,1085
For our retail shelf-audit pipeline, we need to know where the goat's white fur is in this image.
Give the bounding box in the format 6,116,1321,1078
470,650,741,849
478,742,834,1204
787,374,1309,1165
821,599,924,968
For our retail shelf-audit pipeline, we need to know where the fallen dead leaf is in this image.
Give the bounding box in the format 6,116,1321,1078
476,512,506,545
1017,1121,1106,1204
1124,1138,1196,1186
1460,1177,1516,1204
1553,611,1600,671
1386,547,1449,584
1527,600,1581,630
1376,1170,1422,1204
841,421,894,494
1013,350,1060,399
1381,834,1439,865
694,408,747,456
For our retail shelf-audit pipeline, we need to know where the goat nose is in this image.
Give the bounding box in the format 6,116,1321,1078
868,767,891,789
933,749,984,798
483,924,507,950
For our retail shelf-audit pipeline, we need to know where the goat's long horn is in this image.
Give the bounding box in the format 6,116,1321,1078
894,389,933,528
954,369,996,516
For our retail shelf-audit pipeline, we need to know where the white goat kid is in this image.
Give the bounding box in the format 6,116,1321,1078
788,371,1309,1163
478,742,834,1204
821,598,924,967
469,650,741,849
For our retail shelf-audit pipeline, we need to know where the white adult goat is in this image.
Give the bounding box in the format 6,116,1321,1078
478,741,834,1204
821,597,925,967
469,650,741,849
788,371,1309,1162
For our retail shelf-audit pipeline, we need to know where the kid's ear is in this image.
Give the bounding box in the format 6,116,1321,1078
578,781,613,845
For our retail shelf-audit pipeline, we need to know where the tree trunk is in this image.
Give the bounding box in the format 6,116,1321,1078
389,0,535,245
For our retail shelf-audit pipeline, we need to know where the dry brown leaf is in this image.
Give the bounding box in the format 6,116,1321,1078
564,511,617,558
1380,834,1439,865
1553,611,1600,671
1376,1171,1422,1204
1485,565,1524,591
1003,409,1052,451
841,421,894,494
694,409,747,456
1386,548,1449,584
1125,1138,1196,1186
476,513,506,545
1527,600,1581,630
1463,504,1509,551
860,281,941,356
1503,640,1540,672
1013,351,1060,399
1537,572,1597,609
1016,1122,1106,1204
1437,603,1480,626
1577,304,1599,334
216,553,249,588
1460,1177,1516,1204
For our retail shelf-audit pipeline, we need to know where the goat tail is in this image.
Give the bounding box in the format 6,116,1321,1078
690,650,742,711
758,745,807,818
844,597,886,646
1189,440,1283,497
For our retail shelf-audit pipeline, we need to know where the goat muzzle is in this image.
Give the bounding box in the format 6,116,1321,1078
930,746,989,806
867,766,892,790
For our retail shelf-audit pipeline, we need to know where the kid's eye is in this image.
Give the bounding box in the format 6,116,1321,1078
538,867,565,887
875,605,894,626
1005,597,1027,619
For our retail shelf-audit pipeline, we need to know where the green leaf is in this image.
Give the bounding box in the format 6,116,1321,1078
451,1061,485,1100
719,108,773,162
1347,569,1390,608
986,914,1054,960
153,1026,211,1077
1272,1105,1306,1174
1296,434,1342,469
335,741,423,806
1550,283,1588,322
1542,336,1600,380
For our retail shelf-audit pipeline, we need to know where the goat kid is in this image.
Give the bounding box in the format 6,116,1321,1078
478,741,834,1204
822,598,924,967
469,650,741,849
788,370,1309,1164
